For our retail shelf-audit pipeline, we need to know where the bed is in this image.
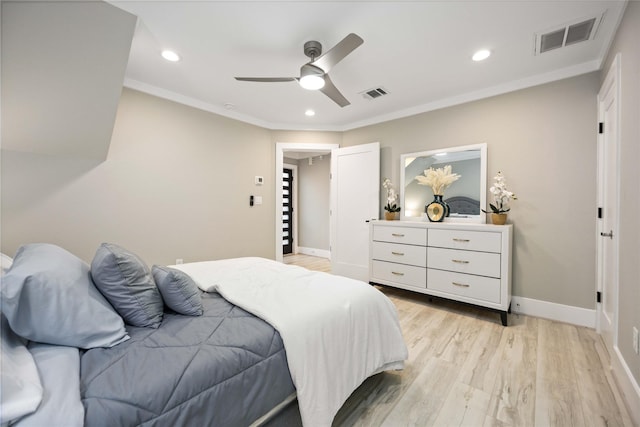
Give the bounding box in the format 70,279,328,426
444,195,481,215
1,243,408,427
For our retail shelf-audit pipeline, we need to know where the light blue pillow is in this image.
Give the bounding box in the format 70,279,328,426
152,265,203,316
1,243,129,349
0,315,43,425
91,243,164,328
14,343,84,427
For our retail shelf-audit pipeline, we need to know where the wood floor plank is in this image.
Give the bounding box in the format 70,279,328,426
487,315,538,426
381,357,459,426
571,326,629,427
534,319,586,427
432,382,492,426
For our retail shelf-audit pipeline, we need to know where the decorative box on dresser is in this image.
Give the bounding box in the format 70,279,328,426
369,220,512,325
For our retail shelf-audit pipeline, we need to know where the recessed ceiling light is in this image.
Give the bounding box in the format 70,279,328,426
305,109,316,117
472,49,491,61
161,50,180,62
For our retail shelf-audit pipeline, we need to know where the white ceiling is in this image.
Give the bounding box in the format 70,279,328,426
110,0,627,131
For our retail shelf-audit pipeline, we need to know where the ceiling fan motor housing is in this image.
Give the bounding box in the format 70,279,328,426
303,40,322,59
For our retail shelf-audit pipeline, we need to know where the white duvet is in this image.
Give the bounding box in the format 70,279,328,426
172,257,408,427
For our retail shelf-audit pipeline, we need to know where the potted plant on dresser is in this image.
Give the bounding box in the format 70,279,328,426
483,171,517,225
382,178,401,220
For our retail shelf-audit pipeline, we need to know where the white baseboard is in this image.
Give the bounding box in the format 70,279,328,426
510,296,596,328
296,247,331,260
611,346,640,425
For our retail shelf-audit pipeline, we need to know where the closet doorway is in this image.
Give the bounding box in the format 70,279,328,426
282,165,296,255
275,143,339,263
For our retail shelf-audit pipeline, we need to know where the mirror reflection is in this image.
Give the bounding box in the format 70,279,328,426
400,143,487,222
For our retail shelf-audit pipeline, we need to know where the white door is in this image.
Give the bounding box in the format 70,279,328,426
330,142,380,281
596,54,620,353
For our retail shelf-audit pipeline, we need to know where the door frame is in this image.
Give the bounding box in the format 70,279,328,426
596,53,621,343
275,142,339,263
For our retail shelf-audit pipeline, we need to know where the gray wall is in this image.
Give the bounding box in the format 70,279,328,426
1,74,599,311
343,72,599,311
298,154,331,251
600,0,640,391
1,88,274,265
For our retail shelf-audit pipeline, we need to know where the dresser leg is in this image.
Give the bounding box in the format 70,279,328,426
500,311,508,326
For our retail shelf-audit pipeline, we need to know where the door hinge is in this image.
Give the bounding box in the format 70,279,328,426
599,122,604,134
597,207,603,219
597,291,602,303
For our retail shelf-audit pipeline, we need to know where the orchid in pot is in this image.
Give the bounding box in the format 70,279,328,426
382,178,401,220
483,171,517,224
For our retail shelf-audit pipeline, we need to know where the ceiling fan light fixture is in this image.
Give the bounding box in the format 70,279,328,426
161,49,180,62
472,49,491,61
299,74,325,90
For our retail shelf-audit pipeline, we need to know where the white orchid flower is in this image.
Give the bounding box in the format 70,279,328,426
416,165,460,195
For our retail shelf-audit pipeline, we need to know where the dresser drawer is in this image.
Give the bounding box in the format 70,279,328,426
427,269,501,304
427,247,501,278
371,260,426,288
372,242,427,267
373,225,427,246
428,229,501,253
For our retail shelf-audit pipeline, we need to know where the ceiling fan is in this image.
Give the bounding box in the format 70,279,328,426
235,33,364,107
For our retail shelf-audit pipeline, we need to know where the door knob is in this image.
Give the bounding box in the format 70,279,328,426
600,230,613,239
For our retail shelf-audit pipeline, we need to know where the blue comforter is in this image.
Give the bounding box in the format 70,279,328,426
80,292,295,427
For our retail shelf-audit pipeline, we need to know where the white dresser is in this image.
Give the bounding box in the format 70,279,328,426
369,220,512,325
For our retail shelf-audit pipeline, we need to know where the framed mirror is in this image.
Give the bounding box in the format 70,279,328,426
400,143,487,223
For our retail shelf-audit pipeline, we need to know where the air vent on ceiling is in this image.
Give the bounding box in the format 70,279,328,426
535,14,603,55
360,87,389,100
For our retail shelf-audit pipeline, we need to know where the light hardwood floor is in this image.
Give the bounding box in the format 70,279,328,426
282,254,634,427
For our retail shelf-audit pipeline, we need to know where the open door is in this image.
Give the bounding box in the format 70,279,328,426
330,142,380,281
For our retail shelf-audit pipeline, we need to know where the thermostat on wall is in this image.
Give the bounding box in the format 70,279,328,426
255,176,264,185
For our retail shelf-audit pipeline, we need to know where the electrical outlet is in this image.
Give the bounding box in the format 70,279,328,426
633,327,639,355
175,258,184,265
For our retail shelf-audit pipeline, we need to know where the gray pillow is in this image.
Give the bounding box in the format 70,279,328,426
152,265,203,316
1,244,129,349
90,243,163,328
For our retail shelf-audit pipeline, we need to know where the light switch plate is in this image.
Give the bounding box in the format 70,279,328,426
255,176,264,185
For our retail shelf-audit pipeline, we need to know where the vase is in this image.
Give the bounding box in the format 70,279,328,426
384,211,397,220
491,213,507,225
425,195,447,222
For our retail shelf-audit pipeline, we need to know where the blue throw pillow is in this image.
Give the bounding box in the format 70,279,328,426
1,244,129,349
91,243,164,328
152,265,203,316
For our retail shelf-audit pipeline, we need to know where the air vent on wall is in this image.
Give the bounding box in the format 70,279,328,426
360,87,389,100
535,14,603,55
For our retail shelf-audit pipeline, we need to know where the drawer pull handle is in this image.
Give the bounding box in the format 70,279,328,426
391,251,405,256
453,238,470,242
452,259,470,264
391,233,405,237
452,281,470,288
391,271,405,276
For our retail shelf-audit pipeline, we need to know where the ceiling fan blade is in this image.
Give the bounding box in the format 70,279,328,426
312,33,363,73
235,77,297,82
319,74,350,107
